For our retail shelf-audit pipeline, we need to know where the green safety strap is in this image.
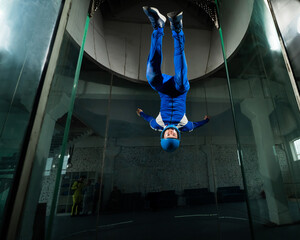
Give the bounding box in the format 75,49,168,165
46,11,90,240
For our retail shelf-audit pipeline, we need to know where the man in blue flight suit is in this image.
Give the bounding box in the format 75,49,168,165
137,6,209,152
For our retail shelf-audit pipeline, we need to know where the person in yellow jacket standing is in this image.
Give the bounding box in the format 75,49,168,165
71,176,86,216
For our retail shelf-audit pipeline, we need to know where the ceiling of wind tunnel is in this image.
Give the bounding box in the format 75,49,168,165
100,0,214,31
69,0,253,82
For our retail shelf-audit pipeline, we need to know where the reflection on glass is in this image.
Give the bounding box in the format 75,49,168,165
269,0,300,90
224,0,300,239
0,0,62,235
16,28,84,239
0,9,11,51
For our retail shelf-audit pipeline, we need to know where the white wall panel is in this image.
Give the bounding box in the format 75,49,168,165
221,0,254,58
139,25,152,81
105,23,126,74
85,21,96,59
66,0,89,45
123,23,142,79
185,29,211,80
206,28,223,73
94,29,110,69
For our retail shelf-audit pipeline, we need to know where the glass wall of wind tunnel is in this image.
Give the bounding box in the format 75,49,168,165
221,0,300,239
15,1,104,240
0,0,63,235
270,0,300,92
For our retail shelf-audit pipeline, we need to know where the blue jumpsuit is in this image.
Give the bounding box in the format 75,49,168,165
141,28,209,132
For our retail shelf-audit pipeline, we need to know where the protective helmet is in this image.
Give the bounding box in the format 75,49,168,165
160,125,181,152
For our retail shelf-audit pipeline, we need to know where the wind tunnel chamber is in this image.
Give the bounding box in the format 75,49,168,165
14,0,300,240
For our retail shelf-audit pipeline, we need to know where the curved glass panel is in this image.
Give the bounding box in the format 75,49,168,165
222,0,300,239
0,0,62,235
270,0,300,90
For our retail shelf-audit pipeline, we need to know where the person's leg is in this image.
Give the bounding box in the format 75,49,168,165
75,203,78,215
167,11,190,93
78,200,83,215
82,196,87,214
173,30,189,93
146,28,164,91
143,7,167,92
71,195,76,216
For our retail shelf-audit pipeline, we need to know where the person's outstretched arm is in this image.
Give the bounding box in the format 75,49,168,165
136,108,164,131
180,115,210,132
136,108,154,123
193,115,210,129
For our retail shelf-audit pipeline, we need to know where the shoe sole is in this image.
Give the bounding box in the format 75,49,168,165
167,11,183,20
143,6,166,23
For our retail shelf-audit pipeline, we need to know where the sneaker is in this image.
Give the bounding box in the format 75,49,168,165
167,11,183,33
143,6,166,29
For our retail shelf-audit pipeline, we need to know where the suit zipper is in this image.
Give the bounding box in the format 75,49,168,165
170,98,174,124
